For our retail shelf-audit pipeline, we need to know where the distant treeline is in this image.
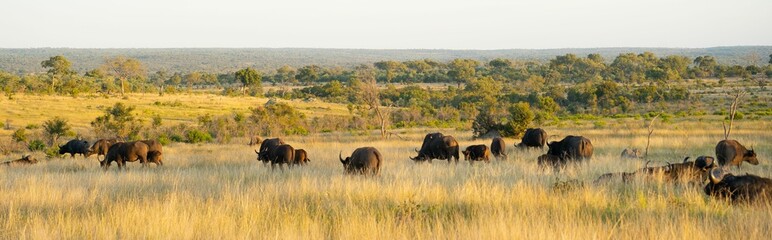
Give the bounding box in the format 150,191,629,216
2,51,771,142
1,47,770,73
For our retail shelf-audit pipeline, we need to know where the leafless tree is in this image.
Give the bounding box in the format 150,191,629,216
723,91,746,140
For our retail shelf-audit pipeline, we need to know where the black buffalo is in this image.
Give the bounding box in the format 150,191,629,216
101,141,149,170
59,139,91,158
517,128,547,149
294,149,310,166
715,139,758,167
705,168,772,203
463,145,490,164
2,155,38,166
340,147,382,175
546,135,593,163
410,132,459,163
490,137,507,160
269,144,295,170
141,139,164,166
255,138,286,165
88,138,120,161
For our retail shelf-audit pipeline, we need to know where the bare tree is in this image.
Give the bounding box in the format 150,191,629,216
644,113,660,159
354,65,389,138
723,91,747,140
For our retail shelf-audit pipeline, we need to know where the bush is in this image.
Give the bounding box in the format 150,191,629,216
12,129,27,143
186,129,213,143
28,140,46,152
157,134,171,146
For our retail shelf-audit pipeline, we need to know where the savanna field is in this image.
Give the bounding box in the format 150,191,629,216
0,93,770,239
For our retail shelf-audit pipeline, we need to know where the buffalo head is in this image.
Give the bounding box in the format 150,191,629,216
339,151,351,168
745,148,759,165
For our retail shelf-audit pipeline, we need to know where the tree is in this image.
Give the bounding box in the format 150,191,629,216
41,55,73,94
43,116,71,146
448,59,479,87
374,60,406,83
295,65,321,85
91,102,143,139
274,65,297,84
508,102,534,137
235,67,262,96
354,65,389,138
101,56,146,95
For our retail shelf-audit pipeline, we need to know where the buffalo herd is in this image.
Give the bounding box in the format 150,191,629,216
2,128,767,204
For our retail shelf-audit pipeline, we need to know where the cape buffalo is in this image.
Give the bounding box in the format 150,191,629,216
340,147,382,175
410,132,459,163
59,139,90,158
463,145,490,164
141,139,164,166
2,155,38,166
270,144,295,170
620,148,641,159
705,168,772,203
255,138,286,165
248,135,262,146
517,128,547,149
490,137,507,160
88,138,120,161
101,141,149,170
547,135,593,163
716,139,758,167
294,149,310,166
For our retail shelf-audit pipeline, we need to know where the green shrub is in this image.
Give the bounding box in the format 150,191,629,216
170,134,185,143
186,129,213,143
28,140,46,152
157,134,171,146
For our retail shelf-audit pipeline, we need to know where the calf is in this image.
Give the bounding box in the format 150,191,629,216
463,145,490,164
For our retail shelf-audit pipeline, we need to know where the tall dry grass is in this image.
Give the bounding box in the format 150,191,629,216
1,121,771,239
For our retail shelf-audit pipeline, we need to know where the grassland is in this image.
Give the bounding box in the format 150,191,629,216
1,108,771,239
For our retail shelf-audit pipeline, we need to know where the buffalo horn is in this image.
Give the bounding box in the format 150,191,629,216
682,157,690,163
339,151,344,163
414,148,419,153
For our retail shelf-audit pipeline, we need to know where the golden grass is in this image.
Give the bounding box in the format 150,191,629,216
0,93,350,137
1,121,771,239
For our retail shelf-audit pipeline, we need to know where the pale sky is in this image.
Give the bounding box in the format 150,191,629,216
1,0,770,49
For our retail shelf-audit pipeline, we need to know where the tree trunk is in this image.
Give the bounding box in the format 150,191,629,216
120,78,126,95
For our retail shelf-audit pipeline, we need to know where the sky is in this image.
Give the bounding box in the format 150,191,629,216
1,0,770,49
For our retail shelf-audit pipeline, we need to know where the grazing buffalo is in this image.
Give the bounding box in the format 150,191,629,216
340,147,382,175
490,137,507,160
101,141,149,170
2,155,38,166
463,145,490,164
547,135,593,163
88,138,120,161
517,128,547,149
705,168,772,203
294,149,310,166
537,154,566,172
59,139,91,158
268,144,295,170
410,132,460,163
620,148,642,159
716,140,758,167
141,139,164,166
248,135,262,146
256,138,286,165
594,156,716,185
